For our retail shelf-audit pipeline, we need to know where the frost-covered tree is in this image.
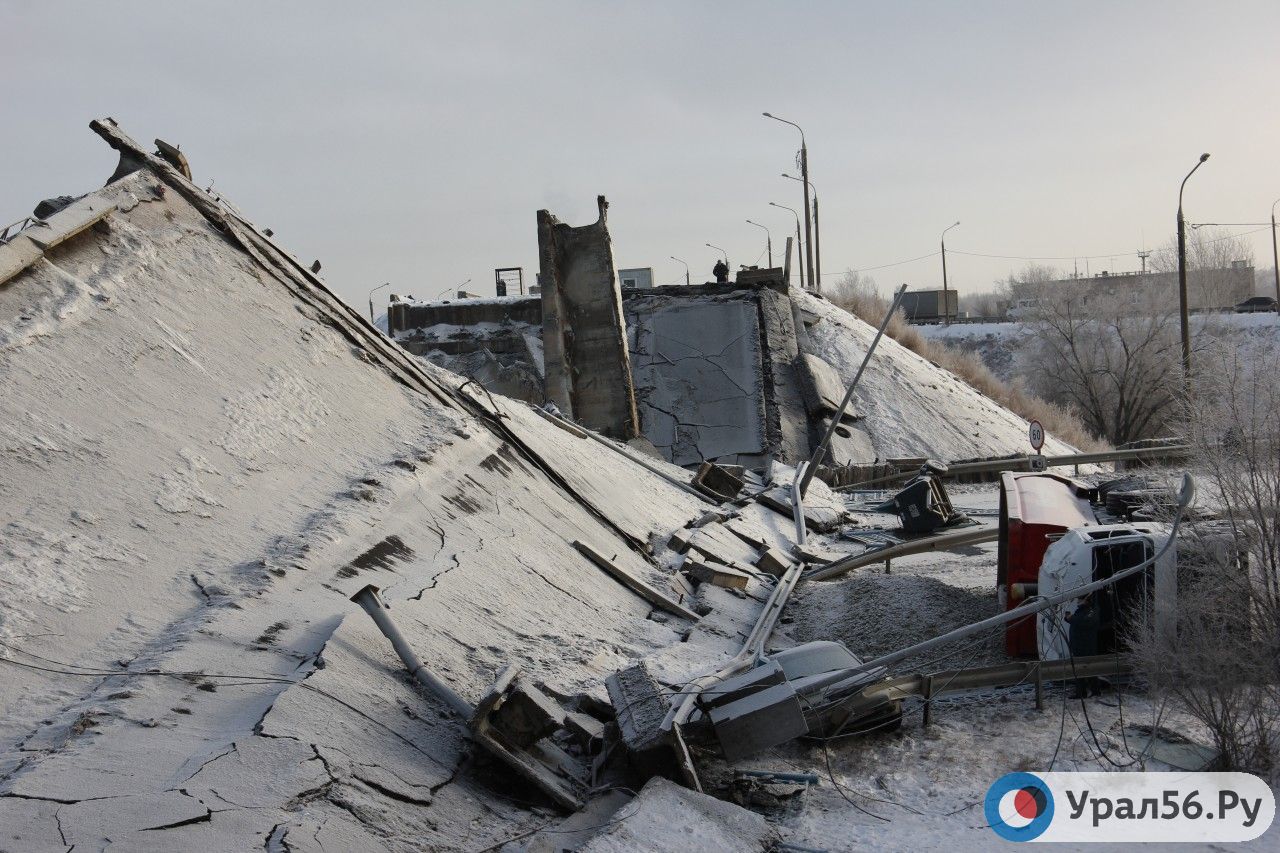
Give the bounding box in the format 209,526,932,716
1018,284,1181,446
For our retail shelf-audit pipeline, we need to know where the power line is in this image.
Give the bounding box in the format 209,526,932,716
832,226,1270,275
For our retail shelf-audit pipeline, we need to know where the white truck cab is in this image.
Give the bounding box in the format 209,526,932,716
1035,522,1176,661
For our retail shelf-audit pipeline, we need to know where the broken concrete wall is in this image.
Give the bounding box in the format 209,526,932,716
538,196,640,439
757,287,810,463
388,294,541,336
627,290,770,467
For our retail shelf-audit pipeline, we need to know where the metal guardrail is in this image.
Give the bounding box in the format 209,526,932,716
832,444,1193,491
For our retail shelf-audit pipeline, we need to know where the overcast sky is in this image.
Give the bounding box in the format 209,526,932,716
5,1,1280,310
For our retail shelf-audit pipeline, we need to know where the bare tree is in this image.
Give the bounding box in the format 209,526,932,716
1020,285,1181,446
1149,226,1256,309
827,269,882,318
1130,338,1280,778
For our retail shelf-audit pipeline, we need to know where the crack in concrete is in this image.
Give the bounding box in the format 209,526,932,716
515,555,596,609
409,553,460,600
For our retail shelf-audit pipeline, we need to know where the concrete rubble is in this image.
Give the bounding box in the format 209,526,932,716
0,119,1190,853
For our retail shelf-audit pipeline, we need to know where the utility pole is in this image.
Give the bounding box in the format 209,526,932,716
782,173,821,288
1137,249,1151,274
812,194,821,287
1272,198,1280,313
670,255,691,286
764,113,816,292
770,202,804,290
746,219,772,267
940,221,960,326
1177,153,1210,388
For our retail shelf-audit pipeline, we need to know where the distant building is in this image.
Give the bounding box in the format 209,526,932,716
618,267,654,289
1013,262,1253,313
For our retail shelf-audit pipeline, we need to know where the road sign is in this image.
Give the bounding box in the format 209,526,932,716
1028,420,1045,452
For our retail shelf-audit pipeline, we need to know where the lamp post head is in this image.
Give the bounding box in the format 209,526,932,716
1199,153,1210,163
762,112,773,118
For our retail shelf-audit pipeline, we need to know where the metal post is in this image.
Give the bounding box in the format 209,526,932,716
367,281,391,323
746,219,773,267
1034,663,1044,711
921,674,933,726
800,144,815,292
1271,200,1279,313
1177,154,1210,389
763,113,815,291
798,284,909,496
349,584,473,719
812,194,821,288
770,202,804,290
940,222,960,326
671,255,691,286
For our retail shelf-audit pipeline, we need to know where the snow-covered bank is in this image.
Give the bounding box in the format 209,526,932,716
793,290,1080,459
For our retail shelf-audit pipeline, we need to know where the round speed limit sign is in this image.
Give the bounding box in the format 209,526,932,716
1028,419,1045,451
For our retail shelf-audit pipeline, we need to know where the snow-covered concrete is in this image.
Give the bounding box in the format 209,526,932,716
793,291,1080,459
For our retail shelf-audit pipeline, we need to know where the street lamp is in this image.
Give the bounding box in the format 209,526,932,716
745,220,772,267
769,202,805,290
1271,198,1280,313
782,173,821,286
763,112,816,293
1177,153,1210,386
940,221,960,326
706,242,728,264
368,281,391,322
670,255,691,286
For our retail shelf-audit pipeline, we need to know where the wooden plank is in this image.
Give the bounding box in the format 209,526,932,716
24,200,113,252
572,540,699,621
0,235,45,286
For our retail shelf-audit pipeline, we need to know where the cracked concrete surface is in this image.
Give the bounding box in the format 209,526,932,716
0,160,719,851
627,294,768,466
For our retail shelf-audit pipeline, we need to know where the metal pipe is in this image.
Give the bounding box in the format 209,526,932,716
350,584,473,719
791,462,808,546
807,526,998,581
798,284,909,497
662,556,806,733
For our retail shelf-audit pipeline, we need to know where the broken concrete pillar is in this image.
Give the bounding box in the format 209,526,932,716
537,196,640,440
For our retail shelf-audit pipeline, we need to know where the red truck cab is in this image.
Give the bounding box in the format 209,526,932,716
998,472,1098,656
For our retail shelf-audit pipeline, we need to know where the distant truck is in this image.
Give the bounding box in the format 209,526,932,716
899,289,958,323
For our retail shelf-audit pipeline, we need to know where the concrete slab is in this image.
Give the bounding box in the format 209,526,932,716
627,295,767,466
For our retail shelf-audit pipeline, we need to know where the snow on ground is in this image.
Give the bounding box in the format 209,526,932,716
3,126,1273,850
793,290,1080,460
922,313,1280,384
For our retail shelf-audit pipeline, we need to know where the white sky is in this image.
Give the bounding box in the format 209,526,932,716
4,1,1279,310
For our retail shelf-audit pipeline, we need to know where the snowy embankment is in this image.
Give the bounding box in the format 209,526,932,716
793,291,1080,459
921,313,1280,383
0,136,717,849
